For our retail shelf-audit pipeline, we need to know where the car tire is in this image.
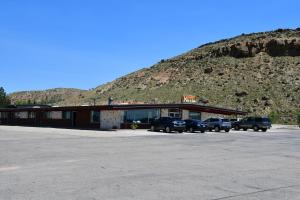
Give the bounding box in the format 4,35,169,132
200,130,205,133
261,128,267,132
234,125,240,131
165,126,171,133
243,128,247,131
253,126,259,132
178,130,183,133
225,129,230,132
209,128,212,132
189,127,194,133
150,125,156,132
214,126,220,132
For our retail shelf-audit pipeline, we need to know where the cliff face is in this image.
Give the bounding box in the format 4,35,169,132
9,28,300,123
212,38,300,58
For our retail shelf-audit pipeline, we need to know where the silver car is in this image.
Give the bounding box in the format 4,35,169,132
203,118,231,132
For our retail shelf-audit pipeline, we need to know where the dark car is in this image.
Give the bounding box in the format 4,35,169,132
203,118,231,132
184,119,207,133
150,117,186,133
232,117,271,132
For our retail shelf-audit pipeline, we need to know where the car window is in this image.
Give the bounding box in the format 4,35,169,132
262,118,271,122
222,119,230,122
247,117,253,122
255,117,262,122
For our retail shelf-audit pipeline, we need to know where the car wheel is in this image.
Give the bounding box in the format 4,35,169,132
178,130,183,133
165,126,171,133
189,127,194,133
214,126,220,132
200,130,205,133
253,126,259,132
150,125,156,132
261,128,267,132
243,128,247,131
209,128,212,132
234,125,240,130
225,129,230,132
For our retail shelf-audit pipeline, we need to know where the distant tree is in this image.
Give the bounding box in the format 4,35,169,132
0,87,11,107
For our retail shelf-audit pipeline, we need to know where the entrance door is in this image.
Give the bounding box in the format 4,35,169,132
72,112,77,127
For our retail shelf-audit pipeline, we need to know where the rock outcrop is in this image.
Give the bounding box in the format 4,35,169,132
212,39,300,58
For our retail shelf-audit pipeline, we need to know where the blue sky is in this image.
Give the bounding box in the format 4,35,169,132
0,0,299,93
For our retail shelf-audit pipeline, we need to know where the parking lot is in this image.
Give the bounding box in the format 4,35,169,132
0,125,300,200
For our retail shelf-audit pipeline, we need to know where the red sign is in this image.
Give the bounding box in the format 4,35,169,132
181,95,197,103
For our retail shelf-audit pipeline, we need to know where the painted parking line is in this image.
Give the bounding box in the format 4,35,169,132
0,166,20,172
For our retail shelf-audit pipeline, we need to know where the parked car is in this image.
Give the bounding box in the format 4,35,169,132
232,117,271,132
184,119,207,133
150,117,186,133
203,118,231,132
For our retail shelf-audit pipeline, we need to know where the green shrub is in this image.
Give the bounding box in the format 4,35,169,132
269,111,280,124
130,123,139,130
297,112,300,125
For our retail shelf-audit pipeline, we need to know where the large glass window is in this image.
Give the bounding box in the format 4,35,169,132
15,112,28,119
124,109,160,123
44,111,62,119
189,112,201,120
28,112,36,119
91,111,100,123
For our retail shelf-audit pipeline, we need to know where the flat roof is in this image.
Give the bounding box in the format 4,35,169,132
0,103,247,115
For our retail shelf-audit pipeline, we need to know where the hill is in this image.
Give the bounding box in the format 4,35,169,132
9,88,86,105
9,28,300,123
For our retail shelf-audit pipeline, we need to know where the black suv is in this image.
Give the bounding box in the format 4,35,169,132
203,118,231,132
232,117,271,132
184,119,207,133
150,117,186,133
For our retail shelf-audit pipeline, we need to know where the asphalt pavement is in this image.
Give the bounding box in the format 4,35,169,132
0,125,300,200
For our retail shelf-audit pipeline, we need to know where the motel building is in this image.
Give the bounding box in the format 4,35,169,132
0,101,247,129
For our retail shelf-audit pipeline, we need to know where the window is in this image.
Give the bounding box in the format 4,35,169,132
247,117,254,122
15,112,28,119
221,119,230,122
189,112,201,120
62,111,71,120
28,112,36,119
0,112,8,119
45,111,52,119
44,111,62,119
168,109,181,118
124,109,160,123
91,111,100,123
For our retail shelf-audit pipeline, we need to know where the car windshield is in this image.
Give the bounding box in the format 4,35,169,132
172,118,182,121
221,119,230,122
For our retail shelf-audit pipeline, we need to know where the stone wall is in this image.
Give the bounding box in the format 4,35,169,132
160,109,169,117
100,110,124,129
182,110,189,120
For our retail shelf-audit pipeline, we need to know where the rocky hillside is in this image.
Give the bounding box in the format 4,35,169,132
9,28,300,123
10,88,86,105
